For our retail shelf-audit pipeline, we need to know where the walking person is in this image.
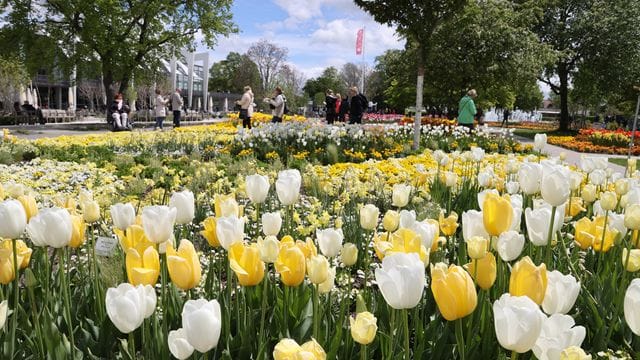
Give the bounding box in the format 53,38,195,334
171,88,184,128
457,89,477,131
348,86,367,124
501,108,510,127
236,85,254,129
154,89,169,130
264,86,285,123
325,89,337,125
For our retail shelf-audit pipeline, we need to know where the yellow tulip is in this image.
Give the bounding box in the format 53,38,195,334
467,236,489,260
350,311,377,345
466,253,497,290
431,263,477,321
229,242,265,286
0,239,31,270
115,224,154,254
565,197,586,218
126,246,160,286
167,239,202,290
439,211,459,236
18,194,38,221
622,248,640,272
214,194,240,218
273,338,303,360
275,243,306,286
509,256,547,305
306,254,329,284
574,217,595,250
382,210,400,232
560,346,591,360
296,238,318,259
592,216,618,253
373,232,393,261
69,214,87,248
482,193,513,236
200,216,220,248
389,228,429,265
300,338,326,359
0,245,25,285
600,191,618,211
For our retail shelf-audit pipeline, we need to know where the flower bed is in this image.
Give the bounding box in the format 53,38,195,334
549,129,640,155
1,123,639,359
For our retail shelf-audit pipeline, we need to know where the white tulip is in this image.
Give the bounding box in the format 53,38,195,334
471,146,485,162
141,206,177,244
276,169,302,206
245,174,270,204
318,267,336,294
316,228,344,258
496,231,525,261
443,171,457,188
462,210,489,243
182,299,222,353
257,235,280,263
26,207,72,248
569,172,584,192
493,293,546,353
0,199,27,239
106,283,155,334
215,216,245,250
506,181,520,195
542,270,580,315
589,169,606,186
518,163,543,195
359,204,379,230
525,205,564,246
170,190,195,225
168,328,195,360
110,203,136,231
375,252,425,309
399,210,416,229
412,221,438,250
4,182,25,198
392,184,412,208
478,170,492,188
0,300,7,330
534,133,547,152
532,314,586,360
541,167,571,207
262,212,282,236
625,279,640,335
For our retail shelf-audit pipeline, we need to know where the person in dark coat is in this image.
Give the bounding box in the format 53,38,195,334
325,89,337,124
109,93,131,131
338,94,349,122
348,86,367,124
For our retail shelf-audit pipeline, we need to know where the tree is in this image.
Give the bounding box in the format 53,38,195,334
355,0,466,149
0,57,28,110
276,64,306,109
209,52,261,94
534,0,640,130
246,40,288,94
303,67,343,103
2,0,237,105
340,63,362,90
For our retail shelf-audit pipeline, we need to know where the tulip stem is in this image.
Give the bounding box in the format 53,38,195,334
258,274,268,360
161,252,169,359
313,284,320,341
27,272,45,359
545,206,557,267
403,309,410,360
129,331,136,357
455,318,465,360
605,232,632,346
8,238,19,359
511,350,518,360
58,248,75,359
361,344,367,360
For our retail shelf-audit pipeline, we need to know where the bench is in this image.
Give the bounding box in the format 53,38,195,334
41,109,75,123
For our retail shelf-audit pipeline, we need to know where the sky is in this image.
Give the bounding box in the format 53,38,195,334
197,0,406,80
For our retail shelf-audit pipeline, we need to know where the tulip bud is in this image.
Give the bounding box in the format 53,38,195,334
509,256,548,305
399,209,416,229
471,146,485,162
466,252,497,290
215,215,245,250
625,204,640,230
560,346,591,360
82,200,101,223
581,184,597,203
541,168,570,207
506,181,520,195
181,299,222,352
200,217,220,248
229,242,265,286
169,190,195,225
542,270,580,315
275,244,306,286
318,267,336,294
18,194,38,221
245,174,270,204
589,169,606,186
559,152,567,161
616,179,630,196
443,171,457,188
496,231,525,261
350,311,378,345
316,227,344,258
431,262,477,320
0,199,27,239
493,293,546,353
257,236,280,263
168,328,195,360
110,203,136,231
623,248,640,272
126,246,160,286
26,207,73,248
467,236,488,259
106,283,156,334
359,204,379,230
214,194,240,218
439,212,458,236
600,191,617,211
141,206,177,244
167,240,202,290
306,254,329,284
382,210,400,232
483,193,513,236
69,214,87,248
262,212,282,236
392,184,412,208
532,314,586,360
375,253,425,309
462,210,489,242
276,169,302,205
534,133,547,152
518,163,542,195
340,243,358,266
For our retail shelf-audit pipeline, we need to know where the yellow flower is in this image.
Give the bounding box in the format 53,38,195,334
273,338,302,360
275,243,306,287
382,210,400,232
482,193,512,236
18,194,38,221
300,338,326,359
82,200,101,223
69,214,87,248
509,256,547,305
466,253,497,290
0,247,23,285
622,248,640,272
296,238,318,259
229,242,265,286
467,236,489,260
115,225,154,254
574,218,595,250
439,211,459,236
565,197,585,218
591,216,618,253
214,194,240,218
0,239,31,270
560,346,591,360
201,216,220,248
125,246,160,286
389,228,429,265
431,263,477,321
306,255,329,284
350,311,377,345
167,239,202,290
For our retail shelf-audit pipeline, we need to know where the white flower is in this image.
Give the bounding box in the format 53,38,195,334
399,210,417,229
493,293,546,353
276,169,302,206
316,228,344,258
182,299,222,353
215,216,245,250
392,184,412,208
462,210,489,243
532,314,586,360
496,231,525,261
141,206,177,244
245,174,270,204
170,190,195,225
542,270,580,315
0,199,27,239
262,212,282,236
168,328,195,360
534,133,547,152
110,203,136,231
26,207,73,248
375,253,425,309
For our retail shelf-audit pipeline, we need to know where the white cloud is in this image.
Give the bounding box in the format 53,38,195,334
310,19,404,57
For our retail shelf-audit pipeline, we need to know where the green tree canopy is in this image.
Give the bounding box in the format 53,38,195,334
303,67,344,103
208,52,261,94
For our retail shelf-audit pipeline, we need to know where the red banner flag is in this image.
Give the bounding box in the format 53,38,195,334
355,28,364,55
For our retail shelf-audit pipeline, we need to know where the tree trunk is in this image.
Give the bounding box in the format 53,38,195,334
413,64,425,150
558,63,570,132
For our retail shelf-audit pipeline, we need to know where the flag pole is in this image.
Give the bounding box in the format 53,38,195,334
361,27,366,95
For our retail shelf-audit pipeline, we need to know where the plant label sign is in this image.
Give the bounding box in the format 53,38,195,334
95,236,118,257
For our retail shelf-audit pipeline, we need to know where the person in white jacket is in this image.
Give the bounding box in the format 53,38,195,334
236,85,254,129
264,86,285,123
154,89,169,130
